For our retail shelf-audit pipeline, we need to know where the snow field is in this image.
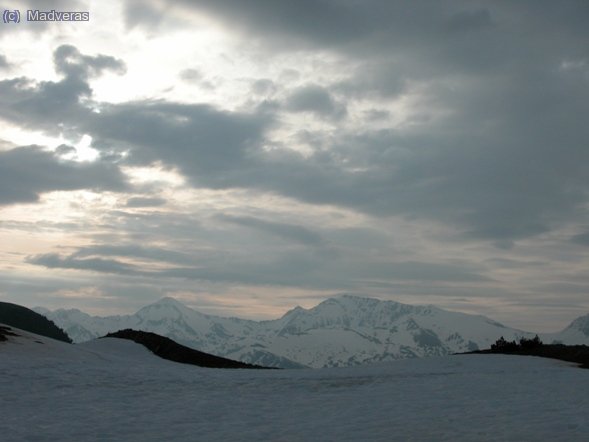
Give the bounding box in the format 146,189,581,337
1,329,589,441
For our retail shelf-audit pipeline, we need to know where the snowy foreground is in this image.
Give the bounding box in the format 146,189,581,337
1,328,589,441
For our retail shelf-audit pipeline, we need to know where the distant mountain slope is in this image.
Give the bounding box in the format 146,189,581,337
0,302,72,343
543,313,589,345
105,329,272,369
35,295,589,368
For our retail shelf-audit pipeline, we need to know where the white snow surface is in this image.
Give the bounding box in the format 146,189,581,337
2,325,589,441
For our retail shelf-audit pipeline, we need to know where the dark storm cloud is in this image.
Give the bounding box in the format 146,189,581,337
0,145,129,205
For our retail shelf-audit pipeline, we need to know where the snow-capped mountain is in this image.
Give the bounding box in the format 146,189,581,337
34,295,589,368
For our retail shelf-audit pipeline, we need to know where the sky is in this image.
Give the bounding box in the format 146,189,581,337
0,0,588,332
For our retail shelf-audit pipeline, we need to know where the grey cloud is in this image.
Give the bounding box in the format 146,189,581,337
179,69,215,89
0,219,85,233
285,84,346,119
571,232,589,246
217,214,324,246
334,61,407,99
125,197,167,208
140,3,585,242
3,5,589,328
53,45,126,80
0,138,15,150
71,245,195,265
343,260,492,283
0,145,129,206
55,144,77,156
251,79,276,96
88,99,588,243
124,0,165,29
484,258,547,269
445,8,493,33
0,54,11,70
0,76,91,130
139,0,370,48
0,46,270,183
3,17,589,244
25,229,490,289
25,249,322,288
161,1,508,62
363,109,390,122
533,282,589,296
0,45,125,133
180,69,203,82
153,257,491,288
89,100,271,177
0,270,165,313
27,253,139,275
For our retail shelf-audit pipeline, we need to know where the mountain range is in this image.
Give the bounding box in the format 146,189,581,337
34,295,589,368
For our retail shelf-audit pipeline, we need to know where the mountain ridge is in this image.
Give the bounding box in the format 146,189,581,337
0,301,72,343
34,294,589,368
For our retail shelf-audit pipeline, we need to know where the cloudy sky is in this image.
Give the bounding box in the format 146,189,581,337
1,0,588,331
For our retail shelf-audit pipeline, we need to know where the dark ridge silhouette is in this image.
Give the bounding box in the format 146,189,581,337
104,329,276,369
462,335,589,369
0,325,20,342
0,302,72,343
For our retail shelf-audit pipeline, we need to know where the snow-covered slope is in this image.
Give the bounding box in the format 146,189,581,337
543,313,589,345
0,323,168,366
34,295,589,368
2,324,589,442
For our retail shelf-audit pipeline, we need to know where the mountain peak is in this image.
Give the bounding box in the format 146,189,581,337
151,297,189,309
565,313,589,336
334,293,401,306
135,297,192,320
